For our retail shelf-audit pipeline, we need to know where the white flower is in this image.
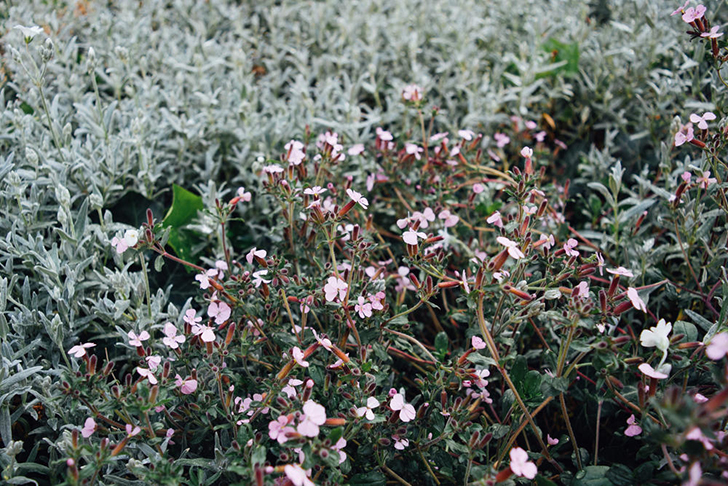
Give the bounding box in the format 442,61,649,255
124,229,140,247
14,25,44,41
640,319,672,352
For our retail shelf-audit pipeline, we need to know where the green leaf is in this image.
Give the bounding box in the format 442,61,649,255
349,471,387,486
162,184,204,263
511,356,528,388
435,331,449,358
538,38,580,79
673,321,697,343
606,464,635,486
572,466,612,486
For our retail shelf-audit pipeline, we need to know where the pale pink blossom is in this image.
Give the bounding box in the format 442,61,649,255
402,229,427,246
494,132,510,148
347,188,369,209
706,332,728,360
496,236,525,260
627,287,647,312
128,331,150,347
348,144,365,156
686,427,714,450
486,211,503,228
438,210,459,227
246,247,267,264
537,233,555,250
509,447,537,479
458,129,475,141
369,291,386,310
390,393,416,422
640,319,672,352
625,414,642,437
292,347,309,367
525,120,538,130
670,1,690,16
183,309,202,326
430,132,449,142
701,26,723,38
324,276,348,302
402,84,424,101
192,323,216,343
136,367,158,385
696,171,717,189
563,238,579,257
311,329,333,351
269,416,294,444
685,462,702,486
263,164,284,174
252,270,271,287
175,374,198,394
472,183,485,194
236,187,252,202
690,111,716,129
146,355,161,371
332,437,347,463
162,323,185,349
284,464,314,486
405,143,424,160
547,434,559,446
355,296,373,319
304,186,327,197
682,5,706,23
81,418,96,438
356,396,380,420
520,146,533,158
682,171,692,183
638,362,669,379
674,123,694,146
608,267,634,277
472,336,486,350
208,301,231,325
194,273,210,289
394,436,410,450
297,400,326,437
68,342,95,358
125,424,141,437
376,127,393,141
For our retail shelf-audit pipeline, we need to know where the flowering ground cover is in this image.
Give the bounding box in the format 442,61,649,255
1,0,728,484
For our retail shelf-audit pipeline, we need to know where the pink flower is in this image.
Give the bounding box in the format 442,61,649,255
682,5,706,23
348,144,365,156
136,367,158,385
563,238,579,257
674,123,694,146
438,210,459,227
128,331,150,347
285,139,305,165
192,323,216,343
547,434,559,446
690,111,717,129
246,247,267,264
355,296,373,319
324,276,348,302
311,329,333,351
402,84,424,101
263,164,284,174
706,332,728,360
195,273,210,289
701,26,723,38
458,129,475,141
376,127,393,141
509,447,537,479
208,301,231,325
525,120,538,130
146,355,161,371
284,464,314,486
496,236,525,260
494,132,510,148
175,374,198,394
125,424,141,437
369,291,386,310
390,393,416,422
638,362,669,379
472,336,486,350
162,323,185,349
472,183,485,194
627,287,647,312
346,188,369,210
430,132,449,142
607,267,634,277
670,0,690,16
269,416,294,444
356,397,380,420
68,342,95,358
183,309,202,326
81,418,96,438
486,211,503,228
685,462,702,486
252,270,271,287
292,346,309,367
394,436,410,450
297,400,326,437
304,186,327,197
402,229,427,246
236,187,252,202
696,171,717,189
405,143,424,160
536,233,555,250
682,171,692,183
520,146,533,158
625,414,642,437
332,437,347,463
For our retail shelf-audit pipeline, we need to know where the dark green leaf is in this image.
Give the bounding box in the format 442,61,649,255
162,184,204,263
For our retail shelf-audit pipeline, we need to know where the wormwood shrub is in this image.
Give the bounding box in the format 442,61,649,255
1,1,728,485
